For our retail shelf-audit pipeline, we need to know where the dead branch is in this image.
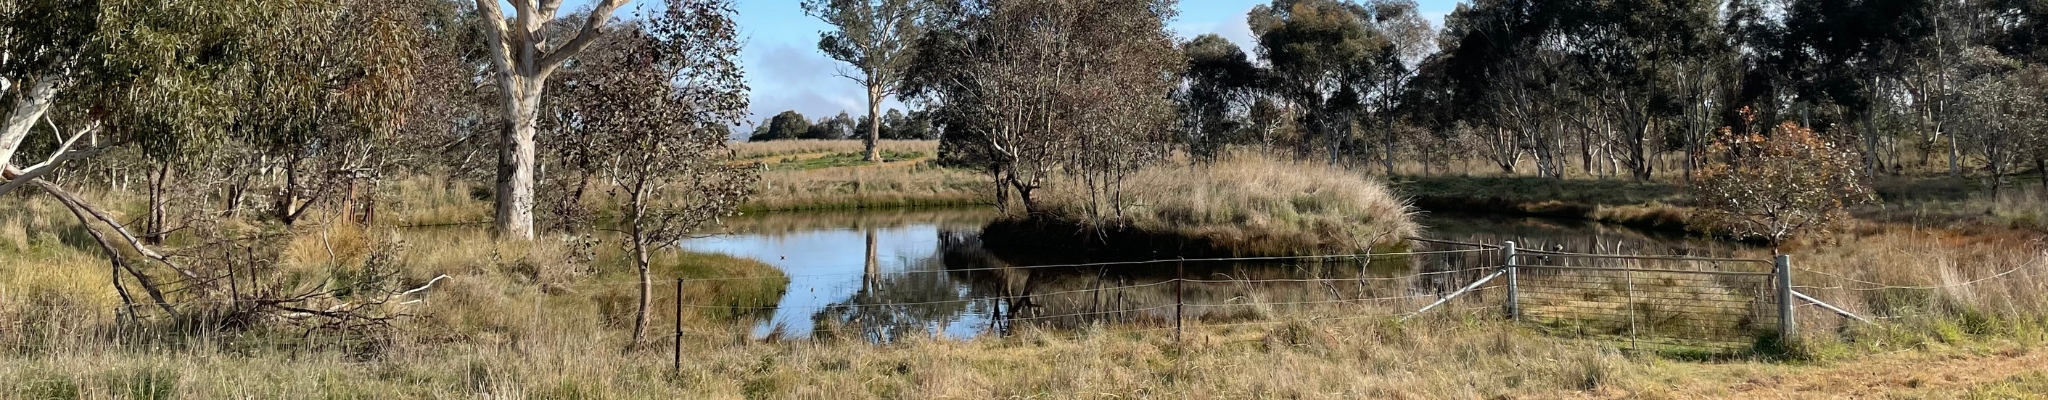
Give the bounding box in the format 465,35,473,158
30,178,208,285
46,186,180,316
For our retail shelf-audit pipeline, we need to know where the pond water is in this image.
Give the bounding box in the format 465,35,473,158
680,208,1753,340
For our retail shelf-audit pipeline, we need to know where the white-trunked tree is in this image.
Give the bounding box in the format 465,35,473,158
471,0,634,240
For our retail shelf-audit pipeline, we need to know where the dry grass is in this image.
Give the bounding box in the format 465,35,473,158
747,161,993,211
377,174,494,227
730,139,992,211
730,139,938,159
1027,152,1419,255
7,156,2048,398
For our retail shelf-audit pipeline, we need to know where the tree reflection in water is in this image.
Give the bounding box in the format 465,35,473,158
690,210,1749,342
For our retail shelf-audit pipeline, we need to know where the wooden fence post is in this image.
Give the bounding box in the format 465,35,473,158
1504,241,1518,322
1776,255,1795,342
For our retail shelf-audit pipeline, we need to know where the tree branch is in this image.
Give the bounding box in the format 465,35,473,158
473,0,518,79
537,0,631,76
0,118,101,196
48,190,180,317
0,74,62,170
29,179,208,284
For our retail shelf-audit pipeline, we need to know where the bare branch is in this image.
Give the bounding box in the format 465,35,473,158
48,191,179,316
29,179,208,284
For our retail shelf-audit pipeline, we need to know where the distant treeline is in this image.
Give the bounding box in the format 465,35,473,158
746,109,939,141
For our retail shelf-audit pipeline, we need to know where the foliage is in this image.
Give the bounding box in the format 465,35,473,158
1691,118,1873,246
1176,34,1261,160
541,0,754,345
750,110,813,141
803,0,925,161
907,0,1182,222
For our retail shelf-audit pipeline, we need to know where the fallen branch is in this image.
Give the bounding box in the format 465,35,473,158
31,178,208,284
48,190,179,316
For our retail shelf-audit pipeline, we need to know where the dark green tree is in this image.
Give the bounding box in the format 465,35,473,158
1176,34,1261,160
750,110,812,141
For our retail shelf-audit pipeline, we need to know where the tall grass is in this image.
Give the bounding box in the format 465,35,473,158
1025,153,1419,255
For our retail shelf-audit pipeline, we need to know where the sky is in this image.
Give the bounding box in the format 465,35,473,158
564,0,1464,129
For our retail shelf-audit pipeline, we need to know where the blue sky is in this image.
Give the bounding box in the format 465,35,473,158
564,0,1462,127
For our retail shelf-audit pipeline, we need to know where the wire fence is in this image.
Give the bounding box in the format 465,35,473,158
78,236,2043,365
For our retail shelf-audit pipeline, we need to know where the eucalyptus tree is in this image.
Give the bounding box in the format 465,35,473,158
469,0,637,240
1177,34,1261,160
1359,0,1432,174
1249,0,1407,164
1561,0,1728,181
749,110,812,141
542,0,753,345
236,0,423,226
1,0,422,319
1948,47,2047,192
804,0,926,162
1778,0,1935,175
1437,0,1550,174
1,0,255,312
905,0,1180,218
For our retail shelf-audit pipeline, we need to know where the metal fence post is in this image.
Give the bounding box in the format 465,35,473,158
1174,260,1185,344
1504,241,1519,322
673,277,683,375
1776,254,1794,341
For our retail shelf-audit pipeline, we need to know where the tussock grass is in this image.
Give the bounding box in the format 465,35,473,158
1022,153,1419,256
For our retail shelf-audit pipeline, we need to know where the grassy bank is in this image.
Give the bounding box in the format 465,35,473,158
1393,176,1700,235
747,163,992,212
986,154,1418,257
6,293,2046,398
731,139,996,212
1394,174,2048,239
0,190,791,398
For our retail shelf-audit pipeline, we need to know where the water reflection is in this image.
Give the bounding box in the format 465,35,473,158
681,209,1751,340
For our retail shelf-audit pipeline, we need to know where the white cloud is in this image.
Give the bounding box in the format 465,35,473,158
740,41,907,127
